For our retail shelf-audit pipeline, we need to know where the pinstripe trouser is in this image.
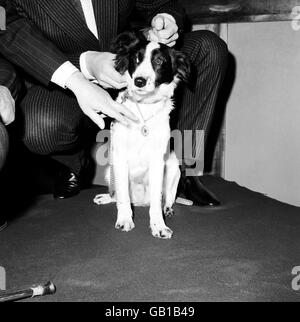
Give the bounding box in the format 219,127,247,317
20,30,228,174
0,122,9,171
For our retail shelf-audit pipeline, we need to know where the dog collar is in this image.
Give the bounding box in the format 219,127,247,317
134,99,168,137
120,90,169,137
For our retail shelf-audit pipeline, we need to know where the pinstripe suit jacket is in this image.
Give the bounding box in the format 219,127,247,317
0,57,20,100
0,0,184,87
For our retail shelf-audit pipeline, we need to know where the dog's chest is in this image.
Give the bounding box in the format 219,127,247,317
111,99,172,163
112,117,170,160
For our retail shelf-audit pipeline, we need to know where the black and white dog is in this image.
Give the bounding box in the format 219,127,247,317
94,31,190,239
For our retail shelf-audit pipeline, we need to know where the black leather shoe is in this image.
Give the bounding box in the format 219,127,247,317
53,167,81,199
178,172,221,207
0,217,7,232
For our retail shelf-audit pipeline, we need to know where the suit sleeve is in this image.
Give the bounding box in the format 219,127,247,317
0,57,20,100
0,0,68,86
135,0,186,32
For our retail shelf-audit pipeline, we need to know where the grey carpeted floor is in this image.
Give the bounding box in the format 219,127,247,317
0,176,300,302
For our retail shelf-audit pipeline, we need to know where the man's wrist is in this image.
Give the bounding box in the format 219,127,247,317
66,71,88,93
51,61,79,88
80,51,97,81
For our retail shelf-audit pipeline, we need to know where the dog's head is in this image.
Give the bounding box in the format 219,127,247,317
111,31,191,102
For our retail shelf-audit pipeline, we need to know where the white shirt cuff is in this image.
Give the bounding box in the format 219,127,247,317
80,52,96,81
51,61,79,88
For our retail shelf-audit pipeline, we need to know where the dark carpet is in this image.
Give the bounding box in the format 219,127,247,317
0,176,300,302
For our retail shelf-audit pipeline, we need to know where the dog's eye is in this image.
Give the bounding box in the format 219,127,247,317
153,57,163,66
136,52,143,64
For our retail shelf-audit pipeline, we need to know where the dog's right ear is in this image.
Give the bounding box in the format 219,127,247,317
171,50,191,84
110,32,140,74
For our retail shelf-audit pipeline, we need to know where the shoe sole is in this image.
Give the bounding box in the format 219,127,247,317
176,197,194,206
0,222,7,232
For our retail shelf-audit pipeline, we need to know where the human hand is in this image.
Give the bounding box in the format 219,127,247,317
66,72,138,129
0,85,15,126
84,51,127,89
149,14,179,47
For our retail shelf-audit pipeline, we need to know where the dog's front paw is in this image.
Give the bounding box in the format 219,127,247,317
115,218,135,232
150,223,173,239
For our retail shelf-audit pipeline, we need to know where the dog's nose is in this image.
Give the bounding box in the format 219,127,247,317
134,77,147,88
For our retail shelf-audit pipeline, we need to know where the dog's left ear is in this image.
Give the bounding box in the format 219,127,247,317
171,50,191,84
110,31,141,74
110,31,140,55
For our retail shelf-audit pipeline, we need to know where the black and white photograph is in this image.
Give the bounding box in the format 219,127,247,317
0,0,300,306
